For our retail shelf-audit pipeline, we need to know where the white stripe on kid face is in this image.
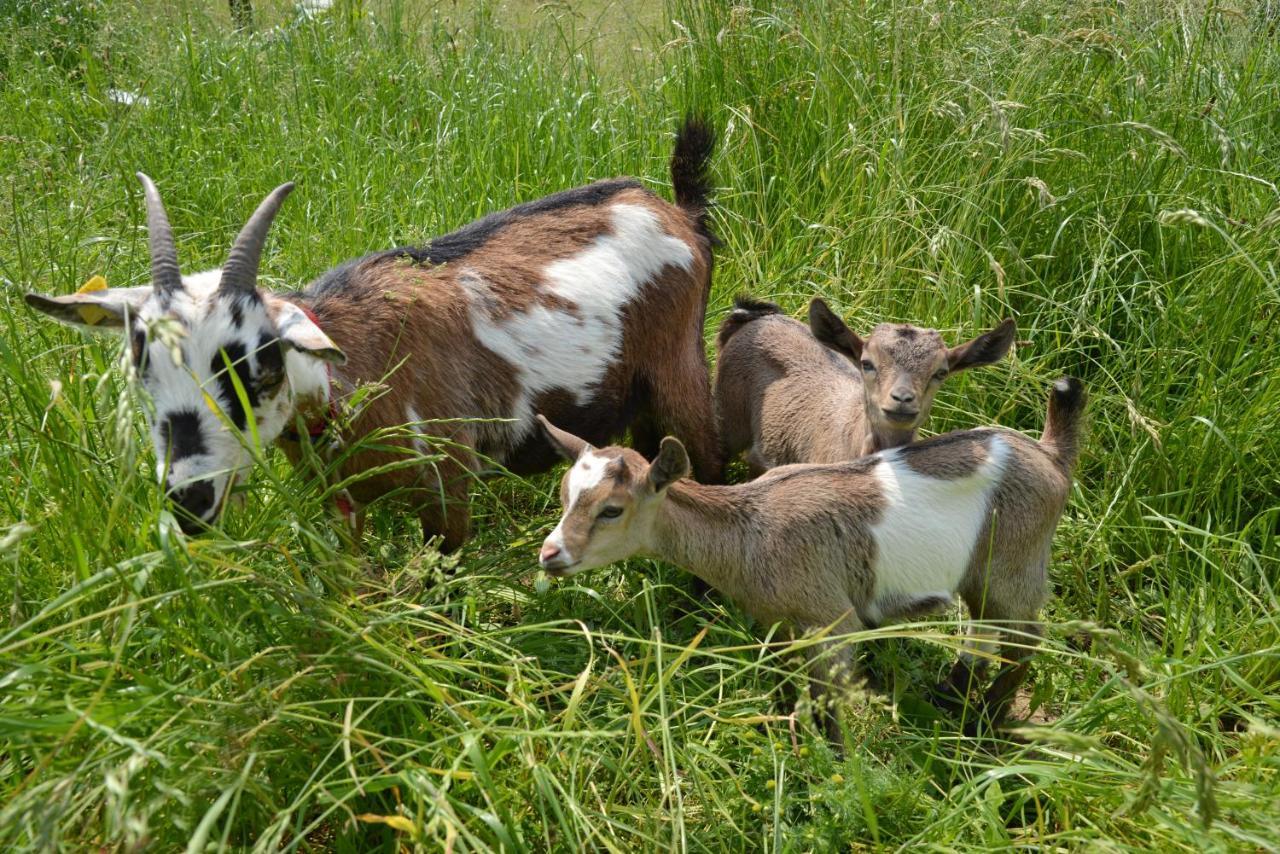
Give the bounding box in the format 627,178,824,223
543,451,612,561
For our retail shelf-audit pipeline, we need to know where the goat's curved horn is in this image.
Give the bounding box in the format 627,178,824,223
220,182,295,295
136,173,183,296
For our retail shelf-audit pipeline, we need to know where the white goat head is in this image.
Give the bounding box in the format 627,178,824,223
26,174,345,532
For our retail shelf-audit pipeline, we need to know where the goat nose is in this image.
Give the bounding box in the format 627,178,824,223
890,388,916,404
539,542,562,565
168,480,215,533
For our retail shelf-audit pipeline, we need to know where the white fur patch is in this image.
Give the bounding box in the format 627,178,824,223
566,450,611,509
465,203,694,458
866,437,1009,623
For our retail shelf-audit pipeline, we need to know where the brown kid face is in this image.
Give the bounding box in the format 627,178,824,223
539,448,649,576
807,298,1016,438
859,324,949,431
535,416,691,577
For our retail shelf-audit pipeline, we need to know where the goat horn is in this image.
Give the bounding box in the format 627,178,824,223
220,182,295,295
136,173,184,296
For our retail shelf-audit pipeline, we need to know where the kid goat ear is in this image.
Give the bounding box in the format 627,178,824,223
946,317,1017,372
808,298,864,360
536,414,591,461
647,436,691,492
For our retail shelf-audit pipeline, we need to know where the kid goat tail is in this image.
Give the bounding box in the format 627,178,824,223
715,296,783,350
670,114,717,244
1041,376,1086,471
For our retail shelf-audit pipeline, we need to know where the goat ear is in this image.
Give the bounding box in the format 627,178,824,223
25,281,151,331
808,298,863,361
946,318,1016,373
536,414,591,461
265,297,347,364
647,436,690,493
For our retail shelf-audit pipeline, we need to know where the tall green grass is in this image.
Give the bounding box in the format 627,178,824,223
1,0,1277,849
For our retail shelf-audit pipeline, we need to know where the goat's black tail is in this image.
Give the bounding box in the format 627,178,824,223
716,296,782,350
1041,376,1086,472
671,114,717,243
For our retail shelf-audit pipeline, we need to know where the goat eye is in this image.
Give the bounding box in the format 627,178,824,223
598,506,624,520
861,360,875,373
933,368,948,381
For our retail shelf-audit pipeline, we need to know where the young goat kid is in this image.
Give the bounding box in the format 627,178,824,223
715,297,1016,475
26,119,722,548
537,377,1085,742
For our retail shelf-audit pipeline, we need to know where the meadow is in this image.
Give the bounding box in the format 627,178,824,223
1,0,1277,849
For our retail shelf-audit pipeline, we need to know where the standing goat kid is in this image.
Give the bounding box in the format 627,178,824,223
715,297,1016,475
537,378,1085,742
26,119,722,548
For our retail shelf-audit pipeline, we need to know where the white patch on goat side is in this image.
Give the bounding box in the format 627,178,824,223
866,437,1009,623
465,203,695,457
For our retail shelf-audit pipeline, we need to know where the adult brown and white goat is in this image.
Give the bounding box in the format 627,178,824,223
26,118,723,548
715,297,1016,475
537,377,1085,741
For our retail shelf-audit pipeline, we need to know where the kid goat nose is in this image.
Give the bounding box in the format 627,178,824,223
539,543,562,565
890,388,915,403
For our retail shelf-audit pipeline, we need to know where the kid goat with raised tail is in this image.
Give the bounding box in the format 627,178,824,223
715,297,1016,475
26,118,722,549
538,377,1085,743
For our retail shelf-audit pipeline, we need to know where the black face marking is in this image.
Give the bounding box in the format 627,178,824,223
131,327,148,372
256,331,284,375
302,179,644,298
162,410,207,461
211,342,257,431
224,291,263,330
255,332,286,395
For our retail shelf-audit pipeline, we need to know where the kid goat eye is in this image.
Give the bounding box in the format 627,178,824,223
861,360,875,372
598,506,623,520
